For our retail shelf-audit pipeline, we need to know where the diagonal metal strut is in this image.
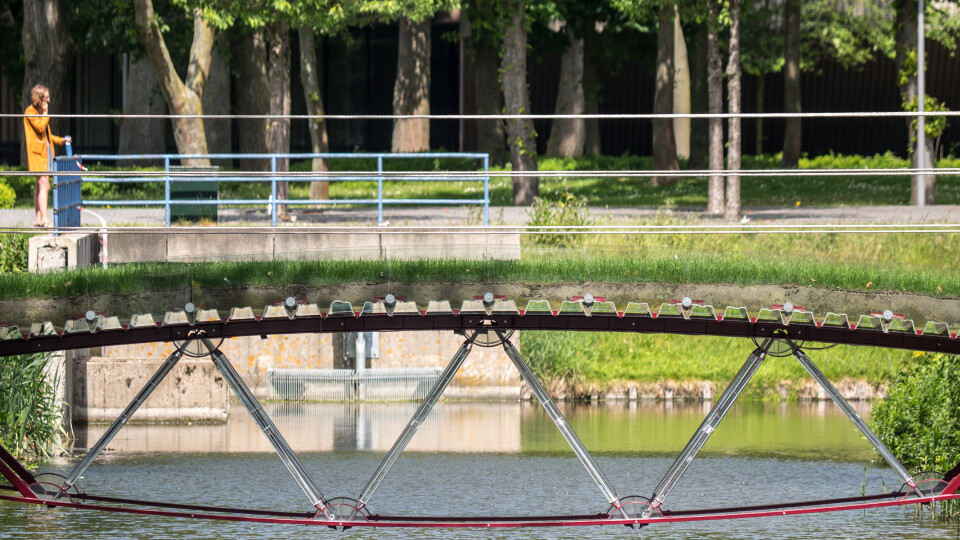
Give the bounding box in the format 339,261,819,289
496,330,621,507
200,338,330,512
59,346,186,495
790,343,920,495
647,339,772,512
356,339,474,509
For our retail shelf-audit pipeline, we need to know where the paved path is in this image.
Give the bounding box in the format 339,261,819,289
3,205,960,228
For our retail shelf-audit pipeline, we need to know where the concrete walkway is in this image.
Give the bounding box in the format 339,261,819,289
3,204,960,228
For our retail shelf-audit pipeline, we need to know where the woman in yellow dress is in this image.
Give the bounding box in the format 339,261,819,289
23,84,71,227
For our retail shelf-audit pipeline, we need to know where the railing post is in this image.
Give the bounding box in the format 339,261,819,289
164,157,171,227
377,155,384,225
483,155,490,226
270,156,277,227
52,158,59,231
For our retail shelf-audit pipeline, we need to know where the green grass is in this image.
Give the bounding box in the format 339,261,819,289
5,152,960,209
1,248,958,301
521,331,904,398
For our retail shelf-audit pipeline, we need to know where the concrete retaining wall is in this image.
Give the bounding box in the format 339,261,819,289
109,231,521,263
72,356,230,422
81,330,521,420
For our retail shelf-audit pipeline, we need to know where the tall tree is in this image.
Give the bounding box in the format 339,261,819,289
118,56,168,160
232,28,270,171
582,19,602,157
502,0,538,204
546,24,585,157
21,0,73,159
782,0,801,166
673,6,690,160
689,19,707,169
724,0,741,221
895,0,935,205
361,1,453,153
267,21,291,219
393,17,431,152
652,3,679,186
133,0,214,166
739,0,782,158
299,27,330,201
463,0,507,165
706,0,724,214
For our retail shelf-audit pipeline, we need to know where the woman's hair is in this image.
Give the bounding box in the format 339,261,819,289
30,85,49,109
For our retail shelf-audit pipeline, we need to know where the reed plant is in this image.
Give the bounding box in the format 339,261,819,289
0,353,63,465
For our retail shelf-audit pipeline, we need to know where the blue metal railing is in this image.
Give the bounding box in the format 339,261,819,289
53,152,491,226
52,142,83,228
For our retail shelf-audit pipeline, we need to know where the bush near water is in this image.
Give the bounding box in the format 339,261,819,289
871,354,960,472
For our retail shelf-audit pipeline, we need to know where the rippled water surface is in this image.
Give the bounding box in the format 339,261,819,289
1,401,956,539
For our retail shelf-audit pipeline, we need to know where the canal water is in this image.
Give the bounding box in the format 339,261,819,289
1,401,956,539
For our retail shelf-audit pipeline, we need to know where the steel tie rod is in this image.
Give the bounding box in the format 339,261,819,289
200,338,331,514
790,343,921,495
59,346,185,495
355,338,474,510
496,330,621,507
647,339,772,512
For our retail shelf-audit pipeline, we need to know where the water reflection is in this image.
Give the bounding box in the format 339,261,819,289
75,400,874,462
4,400,956,540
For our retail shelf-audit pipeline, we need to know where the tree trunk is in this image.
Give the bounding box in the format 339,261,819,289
267,22,291,219
21,0,73,162
201,50,231,165
583,20,601,157
706,0,724,214
232,29,270,171
725,0,742,221
472,33,506,166
21,0,72,126
299,27,330,202
689,20,708,169
546,26,585,157
782,0,801,167
502,5,538,205
673,7,690,161
755,76,764,155
118,56,166,164
896,0,935,204
393,17,431,153
133,0,212,167
653,4,680,186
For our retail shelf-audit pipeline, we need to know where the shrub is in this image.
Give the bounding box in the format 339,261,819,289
0,234,29,272
526,188,594,245
871,353,960,472
0,181,14,209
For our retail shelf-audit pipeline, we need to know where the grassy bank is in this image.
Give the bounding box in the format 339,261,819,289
4,152,960,209
521,332,904,399
0,249,957,301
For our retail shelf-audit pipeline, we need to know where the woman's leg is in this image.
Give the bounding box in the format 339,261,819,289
35,175,50,226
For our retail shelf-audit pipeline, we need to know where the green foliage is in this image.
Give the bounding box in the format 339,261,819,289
872,353,960,472
0,353,63,464
0,234,29,272
526,188,593,245
902,95,950,142
801,0,894,71
0,179,14,209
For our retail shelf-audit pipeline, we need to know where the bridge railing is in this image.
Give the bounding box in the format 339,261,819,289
52,152,491,227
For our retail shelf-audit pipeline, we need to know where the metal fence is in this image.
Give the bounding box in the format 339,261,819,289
52,152,491,227
266,367,445,402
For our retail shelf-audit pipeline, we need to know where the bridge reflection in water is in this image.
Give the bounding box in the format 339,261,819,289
73,400,874,462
